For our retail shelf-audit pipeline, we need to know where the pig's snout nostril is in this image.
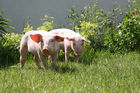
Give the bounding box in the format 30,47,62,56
42,48,48,53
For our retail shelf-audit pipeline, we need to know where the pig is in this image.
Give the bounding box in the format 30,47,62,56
20,30,64,69
50,28,91,62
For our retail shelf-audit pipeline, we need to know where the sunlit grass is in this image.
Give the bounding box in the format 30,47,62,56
0,52,140,93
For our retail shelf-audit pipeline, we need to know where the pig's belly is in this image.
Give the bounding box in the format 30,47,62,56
28,45,39,56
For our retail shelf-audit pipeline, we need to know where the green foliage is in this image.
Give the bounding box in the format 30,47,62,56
0,10,18,67
80,21,97,39
0,44,19,67
0,33,23,67
24,23,33,33
67,0,140,52
104,0,140,52
0,9,14,36
67,0,112,49
23,14,54,32
81,44,95,64
37,14,54,31
2,33,23,49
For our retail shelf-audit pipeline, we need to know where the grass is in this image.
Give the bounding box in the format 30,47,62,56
0,51,140,93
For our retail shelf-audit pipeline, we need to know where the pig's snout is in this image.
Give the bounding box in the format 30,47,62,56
42,48,48,53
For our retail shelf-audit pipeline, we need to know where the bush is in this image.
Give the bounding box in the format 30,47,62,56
2,33,23,49
81,44,95,64
0,9,14,36
24,23,33,33
67,0,113,50
67,0,140,52
37,14,54,31
0,33,23,67
0,10,19,67
0,43,19,67
104,0,140,52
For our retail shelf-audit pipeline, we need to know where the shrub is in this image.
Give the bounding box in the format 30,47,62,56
104,0,140,52
67,0,140,52
0,9,14,36
0,33,23,67
0,43,19,67
67,0,113,50
0,10,18,67
81,44,95,64
24,23,33,33
2,33,23,49
37,14,54,31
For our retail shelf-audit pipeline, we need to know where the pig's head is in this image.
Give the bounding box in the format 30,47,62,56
66,36,91,60
30,33,64,55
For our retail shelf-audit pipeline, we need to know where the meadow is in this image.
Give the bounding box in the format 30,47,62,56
0,51,140,93
0,0,140,93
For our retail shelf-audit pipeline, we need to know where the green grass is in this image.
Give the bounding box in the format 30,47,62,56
0,52,140,93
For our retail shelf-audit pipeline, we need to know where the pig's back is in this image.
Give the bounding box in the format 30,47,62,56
22,30,48,55
50,28,81,38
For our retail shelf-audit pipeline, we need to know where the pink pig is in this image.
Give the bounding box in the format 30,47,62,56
20,30,64,69
50,28,91,62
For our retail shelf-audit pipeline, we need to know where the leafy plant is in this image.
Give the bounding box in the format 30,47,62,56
2,33,23,49
0,9,14,36
67,0,140,52
67,0,113,50
104,0,140,52
0,44,19,67
24,23,33,33
0,10,18,67
0,33,23,67
37,14,54,31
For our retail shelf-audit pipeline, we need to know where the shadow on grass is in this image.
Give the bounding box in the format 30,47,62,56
58,46,98,66
0,55,20,69
57,53,97,66
0,52,33,69
54,63,77,74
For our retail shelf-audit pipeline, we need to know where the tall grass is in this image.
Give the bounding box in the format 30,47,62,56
0,51,139,93
0,45,19,67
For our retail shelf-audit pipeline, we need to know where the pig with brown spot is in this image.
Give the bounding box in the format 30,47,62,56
50,28,91,62
20,30,64,69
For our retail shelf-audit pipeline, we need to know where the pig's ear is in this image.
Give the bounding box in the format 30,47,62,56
55,36,64,42
30,34,42,43
82,37,91,44
66,37,74,41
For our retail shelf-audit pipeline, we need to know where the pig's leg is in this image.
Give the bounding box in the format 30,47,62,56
50,53,58,69
65,47,70,62
64,40,71,62
33,56,41,69
40,55,48,69
77,55,81,62
20,47,28,68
